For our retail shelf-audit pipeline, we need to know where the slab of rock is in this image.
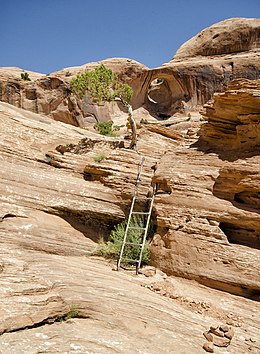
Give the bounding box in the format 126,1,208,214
150,79,260,299
213,336,231,347
203,331,214,342
219,324,230,332
210,326,225,337
203,341,214,353
225,327,235,339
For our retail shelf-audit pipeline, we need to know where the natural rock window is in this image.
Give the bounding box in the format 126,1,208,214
145,76,187,119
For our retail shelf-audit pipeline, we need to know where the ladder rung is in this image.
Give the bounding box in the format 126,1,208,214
124,241,142,246
128,227,146,230
135,197,153,200
132,212,150,215
120,258,139,263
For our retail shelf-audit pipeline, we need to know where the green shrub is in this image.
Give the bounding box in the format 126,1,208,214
57,306,79,322
93,216,150,264
94,120,119,137
93,151,107,163
140,118,148,124
70,64,133,104
21,72,31,81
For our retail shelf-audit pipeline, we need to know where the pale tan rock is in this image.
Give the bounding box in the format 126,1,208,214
213,336,231,347
139,266,156,277
203,341,214,352
0,71,84,126
220,324,230,332
150,79,260,299
0,71,259,354
174,18,260,59
203,330,214,342
210,327,225,337
200,78,260,151
225,327,235,339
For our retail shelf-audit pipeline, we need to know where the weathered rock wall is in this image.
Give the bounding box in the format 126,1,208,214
0,68,83,126
150,79,260,299
151,150,259,299
200,78,260,151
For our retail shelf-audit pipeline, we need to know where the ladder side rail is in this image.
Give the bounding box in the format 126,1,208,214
118,154,145,269
137,186,156,271
117,195,137,269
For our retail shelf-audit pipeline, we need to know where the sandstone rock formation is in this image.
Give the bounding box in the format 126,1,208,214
200,78,260,151
0,17,260,353
174,18,260,58
0,67,83,126
2,18,259,126
150,79,260,300
0,76,259,352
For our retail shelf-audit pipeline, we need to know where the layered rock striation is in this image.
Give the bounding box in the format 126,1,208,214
0,67,83,126
0,78,259,352
200,78,260,151
150,79,260,299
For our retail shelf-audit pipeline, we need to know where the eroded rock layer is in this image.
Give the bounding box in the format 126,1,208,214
0,79,259,352
200,78,260,151
0,68,83,126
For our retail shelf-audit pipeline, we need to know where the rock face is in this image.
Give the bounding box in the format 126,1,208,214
127,18,260,117
200,78,260,151
174,18,260,58
145,18,260,115
0,78,259,352
150,79,260,300
0,67,83,126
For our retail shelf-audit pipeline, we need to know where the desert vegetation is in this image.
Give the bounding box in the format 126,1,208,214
94,216,150,265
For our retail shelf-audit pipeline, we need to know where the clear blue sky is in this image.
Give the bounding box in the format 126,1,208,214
1,0,259,74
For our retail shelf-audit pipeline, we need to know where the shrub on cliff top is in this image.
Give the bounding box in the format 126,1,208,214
70,64,133,104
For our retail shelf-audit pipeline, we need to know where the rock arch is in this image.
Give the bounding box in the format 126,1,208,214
145,74,188,119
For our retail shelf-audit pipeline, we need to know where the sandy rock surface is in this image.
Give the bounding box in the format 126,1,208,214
0,17,260,353
0,78,259,352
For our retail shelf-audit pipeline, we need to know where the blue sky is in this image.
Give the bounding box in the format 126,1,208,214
1,0,259,73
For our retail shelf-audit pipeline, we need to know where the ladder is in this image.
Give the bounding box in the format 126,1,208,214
117,155,156,274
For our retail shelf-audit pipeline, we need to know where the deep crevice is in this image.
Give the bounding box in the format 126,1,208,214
2,309,90,335
219,221,260,250
234,191,260,209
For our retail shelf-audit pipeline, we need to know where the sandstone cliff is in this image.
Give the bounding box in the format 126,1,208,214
0,17,259,353
0,77,259,352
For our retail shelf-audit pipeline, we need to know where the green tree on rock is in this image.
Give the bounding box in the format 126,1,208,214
70,64,137,149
